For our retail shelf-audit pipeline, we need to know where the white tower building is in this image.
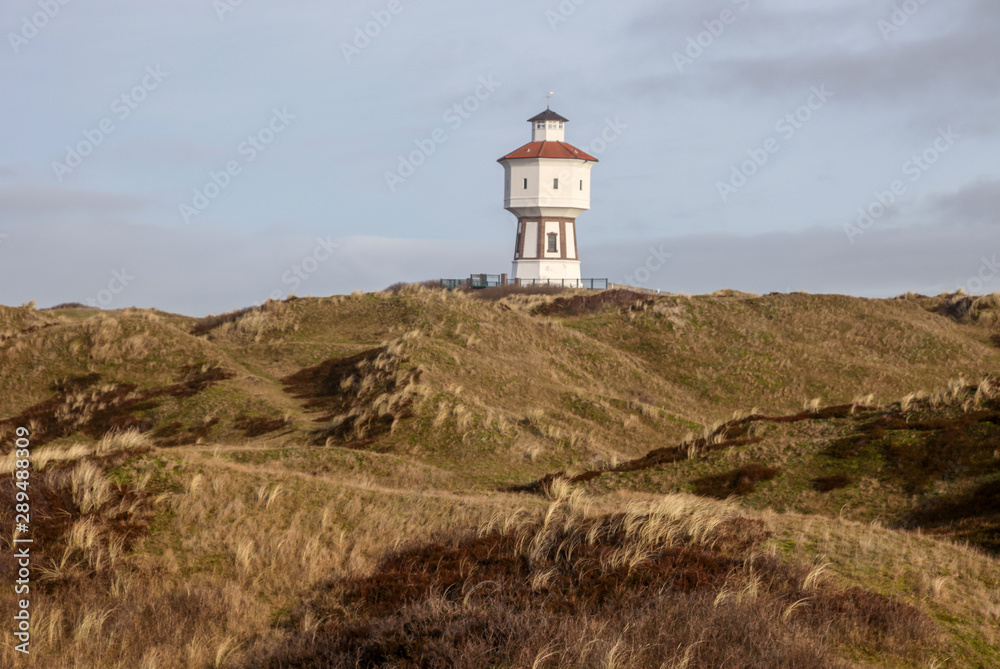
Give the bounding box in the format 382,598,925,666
498,109,598,284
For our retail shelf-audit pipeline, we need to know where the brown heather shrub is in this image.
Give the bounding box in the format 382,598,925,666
234,414,291,437
47,302,90,310
535,289,655,316
693,463,780,499
509,419,765,493
468,283,569,301
823,403,1000,496
153,417,220,447
906,479,1000,553
813,474,853,493
254,495,935,668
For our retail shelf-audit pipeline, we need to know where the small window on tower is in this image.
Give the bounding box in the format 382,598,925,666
553,178,559,189
537,123,544,129
580,180,583,190
523,178,528,189
547,233,558,253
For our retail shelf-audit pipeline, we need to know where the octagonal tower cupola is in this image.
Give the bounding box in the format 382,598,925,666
529,108,568,142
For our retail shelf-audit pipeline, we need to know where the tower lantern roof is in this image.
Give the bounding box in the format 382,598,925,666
527,109,569,123
499,106,596,162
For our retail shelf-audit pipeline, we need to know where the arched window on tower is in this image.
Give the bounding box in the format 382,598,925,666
547,232,558,254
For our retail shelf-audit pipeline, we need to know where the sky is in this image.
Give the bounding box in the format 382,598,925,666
0,0,997,315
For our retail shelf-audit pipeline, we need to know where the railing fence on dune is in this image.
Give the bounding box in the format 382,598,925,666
440,275,609,290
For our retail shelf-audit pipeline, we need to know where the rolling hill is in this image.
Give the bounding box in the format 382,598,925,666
0,288,998,667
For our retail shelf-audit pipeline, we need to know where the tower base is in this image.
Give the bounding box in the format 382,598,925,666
512,259,581,283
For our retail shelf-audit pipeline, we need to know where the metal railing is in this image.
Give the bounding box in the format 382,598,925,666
440,276,609,291
518,278,609,290
470,274,503,289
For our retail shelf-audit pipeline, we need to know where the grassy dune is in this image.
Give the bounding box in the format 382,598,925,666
0,288,998,667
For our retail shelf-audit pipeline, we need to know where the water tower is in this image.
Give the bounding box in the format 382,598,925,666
497,108,598,284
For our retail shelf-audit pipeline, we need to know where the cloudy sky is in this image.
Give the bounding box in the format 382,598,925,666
1,0,997,315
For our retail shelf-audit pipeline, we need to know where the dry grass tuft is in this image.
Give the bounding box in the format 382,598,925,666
96,428,154,455
283,343,422,444
71,461,114,513
257,495,936,668
192,299,298,342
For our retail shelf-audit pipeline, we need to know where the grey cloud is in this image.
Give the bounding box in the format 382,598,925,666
622,0,1000,115
926,179,1000,226
2,213,988,318
0,185,151,220
591,223,999,298
0,186,151,218
0,218,504,316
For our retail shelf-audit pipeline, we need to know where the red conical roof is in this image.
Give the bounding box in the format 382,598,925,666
498,141,598,162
